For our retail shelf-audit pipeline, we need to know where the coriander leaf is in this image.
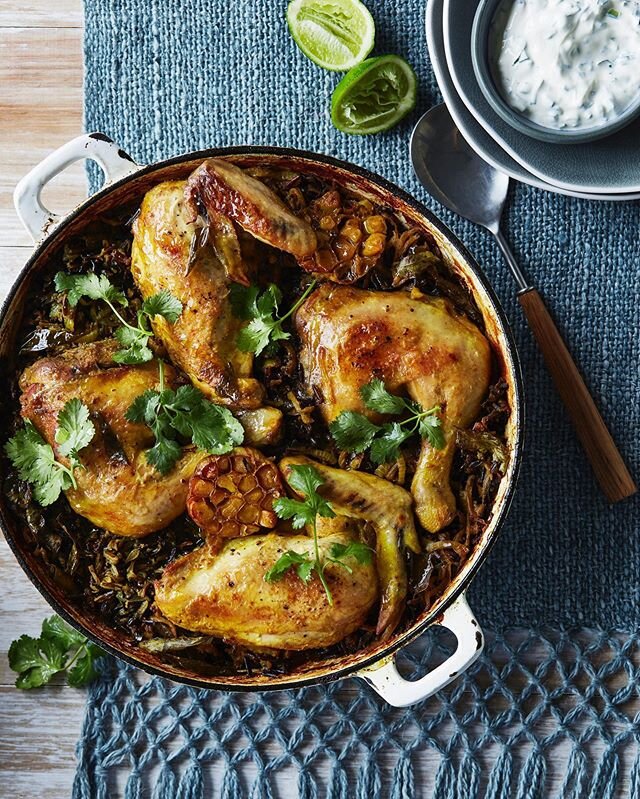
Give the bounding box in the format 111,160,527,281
264,550,314,582
256,284,282,317
186,404,244,454
33,469,72,507
145,436,183,476
272,463,336,604
41,615,86,650
331,380,446,460
272,496,315,529
369,422,412,464
417,407,446,449
5,419,80,507
125,369,245,474
329,541,374,565
125,389,161,425
113,326,153,364
232,280,316,356
286,464,323,498
54,273,181,366
229,283,260,320
9,615,102,690
54,271,127,308
55,398,95,467
329,411,380,453
9,635,65,690
360,378,406,415
284,465,336,520
236,317,276,355
142,290,183,323
67,647,100,688
296,559,315,583
170,385,204,412
8,635,45,674
5,422,50,482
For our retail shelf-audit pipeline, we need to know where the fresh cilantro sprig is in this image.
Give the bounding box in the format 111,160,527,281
8,614,103,689
329,378,445,463
125,359,244,475
230,279,317,356
5,398,95,506
54,272,182,364
265,464,373,603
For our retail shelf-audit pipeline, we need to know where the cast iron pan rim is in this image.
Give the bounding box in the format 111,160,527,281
0,144,525,691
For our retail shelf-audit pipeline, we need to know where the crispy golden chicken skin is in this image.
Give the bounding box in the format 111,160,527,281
154,530,378,650
19,341,202,537
295,284,492,532
131,180,265,409
185,159,318,260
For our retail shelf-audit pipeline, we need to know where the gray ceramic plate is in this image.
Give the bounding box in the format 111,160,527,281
425,0,640,200
442,0,640,194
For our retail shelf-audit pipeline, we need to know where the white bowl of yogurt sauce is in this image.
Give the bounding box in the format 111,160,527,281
471,0,640,143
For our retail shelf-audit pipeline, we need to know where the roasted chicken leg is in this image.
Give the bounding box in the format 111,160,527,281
18,341,202,536
131,180,265,409
295,284,491,532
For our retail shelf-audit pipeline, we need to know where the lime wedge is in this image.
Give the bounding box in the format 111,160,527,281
286,0,375,72
331,55,418,135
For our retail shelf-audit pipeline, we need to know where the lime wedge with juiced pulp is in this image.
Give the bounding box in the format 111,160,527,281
331,55,418,135
286,0,375,72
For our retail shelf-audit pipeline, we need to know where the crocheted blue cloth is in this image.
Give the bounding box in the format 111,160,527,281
77,0,640,795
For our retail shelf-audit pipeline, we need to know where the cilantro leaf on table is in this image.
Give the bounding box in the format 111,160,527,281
125,360,244,475
329,379,445,463
267,464,371,603
230,280,317,356
8,615,103,690
5,398,96,506
54,272,183,364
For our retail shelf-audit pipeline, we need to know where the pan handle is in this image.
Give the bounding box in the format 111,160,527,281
13,133,140,242
358,594,483,707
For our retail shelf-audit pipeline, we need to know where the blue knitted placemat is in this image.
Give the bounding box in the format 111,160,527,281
77,0,640,795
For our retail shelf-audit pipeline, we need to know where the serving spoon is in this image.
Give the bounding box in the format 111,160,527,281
410,104,636,503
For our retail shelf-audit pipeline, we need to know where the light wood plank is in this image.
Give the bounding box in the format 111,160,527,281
0,26,84,248
0,685,85,799
0,7,86,797
0,1,82,28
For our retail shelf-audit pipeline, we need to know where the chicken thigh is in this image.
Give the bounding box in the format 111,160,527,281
19,340,202,536
295,284,492,532
131,180,264,409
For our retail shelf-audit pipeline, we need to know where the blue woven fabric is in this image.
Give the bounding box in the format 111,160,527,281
78,0,640,795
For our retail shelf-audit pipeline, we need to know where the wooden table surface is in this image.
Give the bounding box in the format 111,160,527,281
1,2,87,797
1,3,636,798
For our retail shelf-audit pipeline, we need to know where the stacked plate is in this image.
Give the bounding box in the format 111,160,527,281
428,0,640,201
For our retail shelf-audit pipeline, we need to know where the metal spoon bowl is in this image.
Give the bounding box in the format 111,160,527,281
410,104,635,503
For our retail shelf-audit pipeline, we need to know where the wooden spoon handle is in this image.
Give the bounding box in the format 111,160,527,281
518,287,636,503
